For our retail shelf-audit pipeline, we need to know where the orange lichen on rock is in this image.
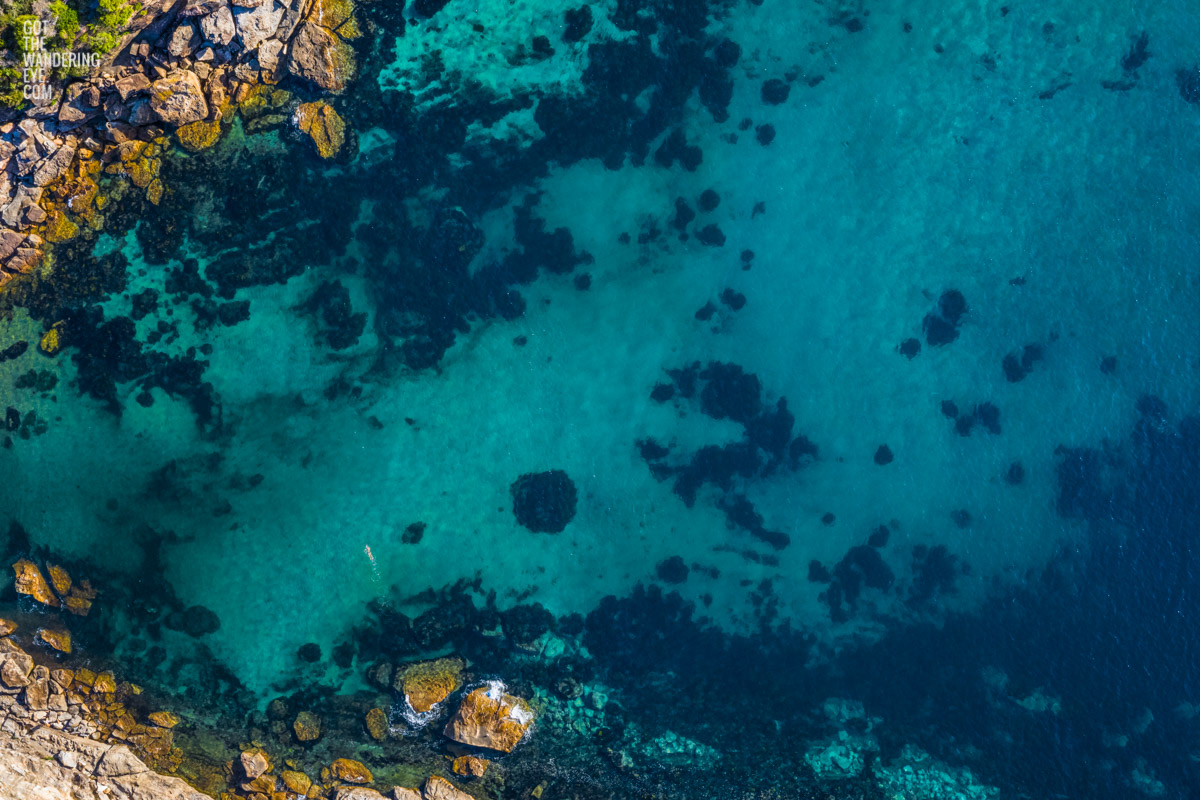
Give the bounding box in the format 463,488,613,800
92,671,117,694
293,101,346,159
423,775,476,800
451,755,489,778
293,710,321,741
443,684,534,753
13,560,59,607
148,711,180,728
280,769,312,795
35,628,71,654
364,707,388,741
328,762,369,786
395,657,465,713
46,564,72,596
329,757,372,783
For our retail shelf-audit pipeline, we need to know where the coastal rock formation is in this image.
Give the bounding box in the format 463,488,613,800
422,775,476,800
443,683,534,753
288,22,356,92
149,71,210,126
333,788,388,800
294,101,346,159
0,714,207,800
365,707,388,740
240,748,270,779
13,559,59,607
0,651,33,689
394,657,464,713
451,755,488,777
330,757,372,783
35,628,72,654
293,710,322,741
0,0,362,286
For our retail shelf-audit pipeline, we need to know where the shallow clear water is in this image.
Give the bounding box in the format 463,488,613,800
3,0,1200,797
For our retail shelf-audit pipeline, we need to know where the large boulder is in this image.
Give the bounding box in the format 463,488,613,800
393,657,464,714
13,559,59,606
510,470,577,533
58,84,102,128
329,758,371,784
293,100,344,159
167,21,202,57
423,775,475,800
333,789,387,800
32,139,77,187
0,650,33,688
199,4,237,46
287,22,355,91
443,683,534,753
149,70,209,125
0,231,23,263
234,1,285,50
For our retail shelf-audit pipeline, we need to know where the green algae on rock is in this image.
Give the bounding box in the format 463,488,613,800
293,100,346,160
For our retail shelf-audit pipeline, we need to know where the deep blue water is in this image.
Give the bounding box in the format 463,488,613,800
3,0,1200,798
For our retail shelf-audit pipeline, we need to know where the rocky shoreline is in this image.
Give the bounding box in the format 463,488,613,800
4,555,545,800
0,0,356,288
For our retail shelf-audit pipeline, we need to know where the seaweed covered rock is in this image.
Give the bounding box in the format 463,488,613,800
330,758,372,783
293,710,321,741
176,119,223,152
293,101,346,159
393,656,465,713
443,683,534,753
511,470,578,533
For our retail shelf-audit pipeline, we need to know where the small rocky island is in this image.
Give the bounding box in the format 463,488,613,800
1,0,357,284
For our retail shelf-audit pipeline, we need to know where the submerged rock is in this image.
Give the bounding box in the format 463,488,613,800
511,470,578,533
451,755,489,778
365,707,388,740
333,788,388,800
46,563,71,596
443,683,534,753
176,119,223,152
293,710,321,741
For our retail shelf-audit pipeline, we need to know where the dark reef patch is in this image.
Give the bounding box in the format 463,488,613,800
922,289,967,346
511,470,579,533
655,555,690,584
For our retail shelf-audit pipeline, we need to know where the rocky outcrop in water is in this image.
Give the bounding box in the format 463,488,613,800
443,683,534,753
0,0,359,284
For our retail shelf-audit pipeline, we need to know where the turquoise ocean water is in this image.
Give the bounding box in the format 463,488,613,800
3,0,1200,797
